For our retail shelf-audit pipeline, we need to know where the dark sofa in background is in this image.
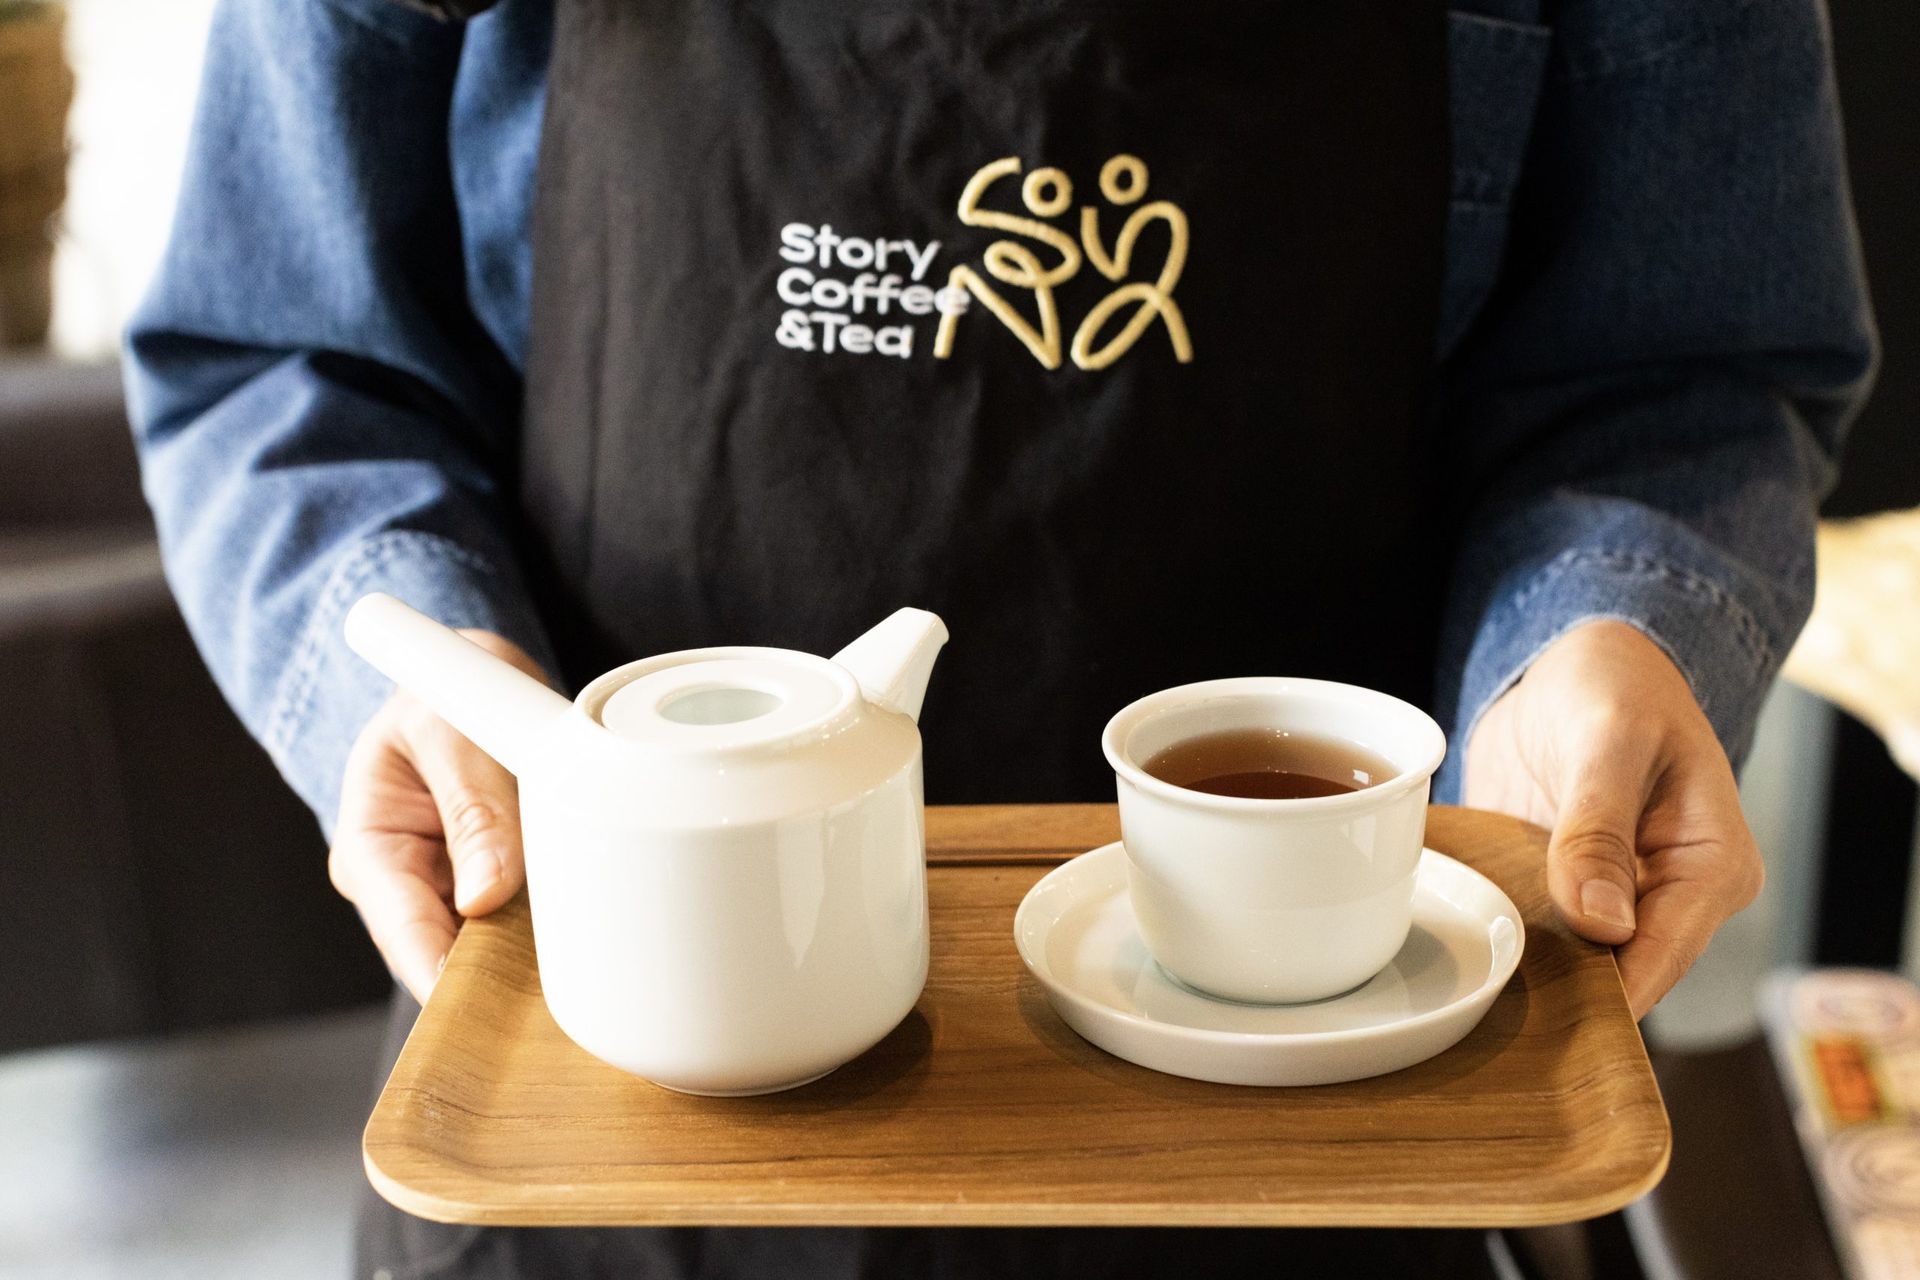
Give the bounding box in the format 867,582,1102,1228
0,357,386,1053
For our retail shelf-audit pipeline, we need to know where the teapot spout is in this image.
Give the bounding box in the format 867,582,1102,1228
343,593,574,778
831,608,949,724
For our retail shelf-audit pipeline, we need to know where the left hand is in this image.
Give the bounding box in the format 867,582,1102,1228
1465,619,1765,1019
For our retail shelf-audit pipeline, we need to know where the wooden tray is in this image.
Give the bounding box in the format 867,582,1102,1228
364,805,1668,1227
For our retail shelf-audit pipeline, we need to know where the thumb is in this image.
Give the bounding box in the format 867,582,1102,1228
405,715,526,918
1546,772,1648,946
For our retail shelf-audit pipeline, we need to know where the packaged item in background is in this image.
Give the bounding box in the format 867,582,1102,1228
1763,969,1920,1280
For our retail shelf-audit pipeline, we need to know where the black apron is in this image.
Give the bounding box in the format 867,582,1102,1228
361,0,1491,1275
520,0,1453,803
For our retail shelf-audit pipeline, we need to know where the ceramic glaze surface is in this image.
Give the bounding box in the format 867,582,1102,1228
1014,842,1523,1086
1104,677,1446,1004
522,761,929,1094
343,593,947,1093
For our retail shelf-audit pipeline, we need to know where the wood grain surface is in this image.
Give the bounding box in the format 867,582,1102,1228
364,805,1668,1227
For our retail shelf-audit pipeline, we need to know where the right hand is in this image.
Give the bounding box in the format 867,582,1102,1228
329,630,550,1003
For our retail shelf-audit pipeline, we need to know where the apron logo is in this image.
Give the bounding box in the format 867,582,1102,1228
769,153,1190,370
774,226,966,359
935,154,1193,371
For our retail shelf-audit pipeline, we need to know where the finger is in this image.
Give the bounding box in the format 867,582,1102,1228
403,716,525,917
331,829,459,1002
1613,872,1739,1020
1615,792,1763,1018
1544,737,1657,946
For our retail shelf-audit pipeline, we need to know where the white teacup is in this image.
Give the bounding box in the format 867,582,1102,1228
1102,678,1446,1004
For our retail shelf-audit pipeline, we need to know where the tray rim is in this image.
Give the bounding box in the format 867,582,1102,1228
363,804,1671,1228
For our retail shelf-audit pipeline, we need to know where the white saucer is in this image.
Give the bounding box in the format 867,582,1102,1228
1014,842,1525,1087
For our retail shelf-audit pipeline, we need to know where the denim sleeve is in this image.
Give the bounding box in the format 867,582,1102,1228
1434,0,1878,800
124,0,554,833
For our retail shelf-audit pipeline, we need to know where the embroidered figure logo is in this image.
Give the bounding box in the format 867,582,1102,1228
935,154,1193,371
769,153,1189,369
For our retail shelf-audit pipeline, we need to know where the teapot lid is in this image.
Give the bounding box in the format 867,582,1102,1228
593,653,856,751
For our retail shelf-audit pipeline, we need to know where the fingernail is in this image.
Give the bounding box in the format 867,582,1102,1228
1581,880,1636,930
455,850,502,912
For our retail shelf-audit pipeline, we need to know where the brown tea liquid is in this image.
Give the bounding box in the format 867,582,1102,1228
1142,727,1397,799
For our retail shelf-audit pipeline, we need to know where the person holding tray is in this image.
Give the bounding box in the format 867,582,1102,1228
125,0,1874,1274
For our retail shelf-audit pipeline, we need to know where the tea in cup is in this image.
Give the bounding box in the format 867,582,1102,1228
1102,677,1446,1004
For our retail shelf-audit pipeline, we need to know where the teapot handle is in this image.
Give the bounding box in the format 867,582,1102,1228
344,593,574,778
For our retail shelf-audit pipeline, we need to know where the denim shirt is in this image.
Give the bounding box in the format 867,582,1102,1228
125,0,1875,831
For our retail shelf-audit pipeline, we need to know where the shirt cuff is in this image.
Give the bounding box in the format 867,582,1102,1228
257,530,557,836
1435,548,1781,804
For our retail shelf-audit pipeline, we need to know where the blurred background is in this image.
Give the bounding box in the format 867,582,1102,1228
0,1,1915,1277
3,5,388,1278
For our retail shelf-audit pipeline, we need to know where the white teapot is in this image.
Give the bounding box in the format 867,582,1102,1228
344,593,948,1095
